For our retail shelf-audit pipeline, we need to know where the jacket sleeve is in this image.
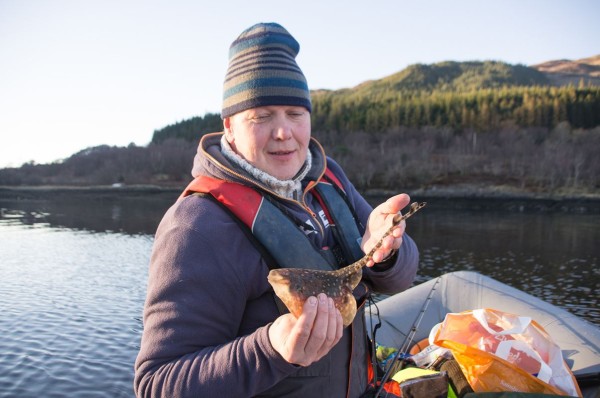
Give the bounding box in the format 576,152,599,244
325,158,419,295
134,197,297,397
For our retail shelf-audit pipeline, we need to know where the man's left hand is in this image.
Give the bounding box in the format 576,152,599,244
360,193,411,267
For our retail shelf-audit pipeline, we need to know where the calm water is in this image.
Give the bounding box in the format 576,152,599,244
0,192,598,397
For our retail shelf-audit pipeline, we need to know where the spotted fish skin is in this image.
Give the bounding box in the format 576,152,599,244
268,202,426,327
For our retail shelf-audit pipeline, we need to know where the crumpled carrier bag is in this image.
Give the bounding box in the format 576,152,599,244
431,308,582,397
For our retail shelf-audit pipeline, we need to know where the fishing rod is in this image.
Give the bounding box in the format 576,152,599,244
373,276,441,398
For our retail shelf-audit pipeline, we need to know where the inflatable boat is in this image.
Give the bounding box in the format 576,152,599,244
369,271,600,397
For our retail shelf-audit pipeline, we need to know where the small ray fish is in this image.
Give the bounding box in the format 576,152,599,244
268,201,426,327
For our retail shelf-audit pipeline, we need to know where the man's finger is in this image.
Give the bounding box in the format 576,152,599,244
380,193,411,215
285,296,318,360
317,298,342,358
303,293,331,356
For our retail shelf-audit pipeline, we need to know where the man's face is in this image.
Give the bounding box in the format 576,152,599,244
224,105,311,180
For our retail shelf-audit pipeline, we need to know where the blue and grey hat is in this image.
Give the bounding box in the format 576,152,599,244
221,22,312,118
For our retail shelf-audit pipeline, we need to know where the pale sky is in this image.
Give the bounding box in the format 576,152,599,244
1,0,598,168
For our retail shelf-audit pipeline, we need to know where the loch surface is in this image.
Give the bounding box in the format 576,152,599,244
0,193,598,396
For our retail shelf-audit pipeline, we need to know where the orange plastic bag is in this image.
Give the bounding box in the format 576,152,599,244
432,308,582,397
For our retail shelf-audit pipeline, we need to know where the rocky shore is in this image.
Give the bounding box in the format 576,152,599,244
368,183,600,213
2,183,599,213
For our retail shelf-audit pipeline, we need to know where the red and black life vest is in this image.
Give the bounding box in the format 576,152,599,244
180,168,365,271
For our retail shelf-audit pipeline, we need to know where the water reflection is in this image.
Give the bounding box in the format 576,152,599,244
2,193,598,325
0,192,599,397
0,193,176,234
405,206,600,324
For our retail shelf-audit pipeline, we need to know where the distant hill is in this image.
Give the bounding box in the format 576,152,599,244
347,60,550,93
315,56,600,96
151,113,222,144
531,54,600,86
152,56,600,142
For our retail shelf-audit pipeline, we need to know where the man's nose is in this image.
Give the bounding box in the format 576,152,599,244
272,119,293,140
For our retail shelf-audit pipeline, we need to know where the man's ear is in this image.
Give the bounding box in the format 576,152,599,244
223,117,234,142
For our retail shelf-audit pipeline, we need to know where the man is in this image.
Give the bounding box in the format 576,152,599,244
135,22,418,397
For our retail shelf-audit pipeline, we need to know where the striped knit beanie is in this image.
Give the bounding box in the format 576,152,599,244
221,22,311,118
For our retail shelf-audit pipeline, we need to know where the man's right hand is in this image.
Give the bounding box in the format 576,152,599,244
268,293,343,366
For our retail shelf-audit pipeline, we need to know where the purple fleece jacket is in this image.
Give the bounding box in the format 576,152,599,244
134,133,419,397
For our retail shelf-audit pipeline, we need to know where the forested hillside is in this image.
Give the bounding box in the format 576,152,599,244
145,61,600,142
308,60,599,132
2,58,599,195
311,86,600,132
151,113,222,144
349,61,550,92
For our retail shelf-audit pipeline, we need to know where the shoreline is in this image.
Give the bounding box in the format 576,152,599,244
1,184,600,213
0,184,182,199
368,184,600,213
